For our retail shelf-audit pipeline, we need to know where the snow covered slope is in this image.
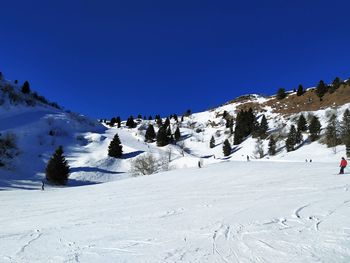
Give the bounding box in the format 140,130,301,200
1,160,350,262
0,79,104,190
1,76,350,262
1,76,349,190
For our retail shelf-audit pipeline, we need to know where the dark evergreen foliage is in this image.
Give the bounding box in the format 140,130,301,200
285,125,297,152
116,116,121,128
309,116,322,141
325,113,341,147
164,117,170,128
174,127,181,141
45,146,70,185
276,88,286,100
156,117,163,127
108,133,123,158
234,108,256,145
340,109,350,157
223,139,232,156
126,116,136,128
295,129,303,145
184,109,192,117
257,115,268,139
296,84,304,96
156,126,169,147
268,136,276,155
137,114,142,119
297,114,307,132
21,81,31,94
110,117,117,127
148,115,153,120
329,77,342,94
210,135,215,148
315,80,328,100
145,124,156,142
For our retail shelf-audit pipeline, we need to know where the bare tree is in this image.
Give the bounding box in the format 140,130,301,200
254,138,264,159
166,147,173,162
130,153,168,176
177,141,190,156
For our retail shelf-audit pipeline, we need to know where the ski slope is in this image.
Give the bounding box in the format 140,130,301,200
1,160,350,262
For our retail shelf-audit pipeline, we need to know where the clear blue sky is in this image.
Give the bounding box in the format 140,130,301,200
1,0,350,119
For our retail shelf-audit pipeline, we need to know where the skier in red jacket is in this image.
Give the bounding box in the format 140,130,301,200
339,157,348,174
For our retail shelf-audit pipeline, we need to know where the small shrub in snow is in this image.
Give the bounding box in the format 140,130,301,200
0,132,18,166
223,139,232,157
21,81,31,94
130,153,168,176
210,136,215,148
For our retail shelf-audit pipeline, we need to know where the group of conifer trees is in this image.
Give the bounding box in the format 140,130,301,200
45,105,350,185
276,77,349,101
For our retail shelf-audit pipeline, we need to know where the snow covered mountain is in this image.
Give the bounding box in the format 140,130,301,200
1,75,350,262
0,76,349,189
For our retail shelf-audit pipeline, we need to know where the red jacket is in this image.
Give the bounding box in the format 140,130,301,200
340,159,347,167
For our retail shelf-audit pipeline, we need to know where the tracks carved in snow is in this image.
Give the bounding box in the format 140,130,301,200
16,230,42,255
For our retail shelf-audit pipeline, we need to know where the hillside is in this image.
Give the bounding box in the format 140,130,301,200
0,76,350,190
1,74,350,262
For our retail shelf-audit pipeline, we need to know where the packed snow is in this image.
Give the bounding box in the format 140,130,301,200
1,160,350,262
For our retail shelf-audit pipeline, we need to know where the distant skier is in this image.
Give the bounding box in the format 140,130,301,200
339,157,348,174
41,180,45,191
247,155,250,162
198,160,202,168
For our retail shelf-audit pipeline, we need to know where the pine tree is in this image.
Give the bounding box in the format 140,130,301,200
259,115,268,138
268,136,276,155
108,133,123,158
116,116,121,128
166,126,172,139
164,117,170,128
137,114,142,119
297,114,307,132
329,77,342,93
174,127,181,141
21,81,31,94
223,139,232,157
45,146,70,185
110,117,117,127
156,126,169,147
156,117,163,127
145,124,156,142
325,112,341,147
173,114,178,122
148,115,153,120
126,116,136,128
309,116,322,141
296,84,304,96
340,109,350,157
315,80,328,101
285,125,297,152
276,88,286,100
295,129,303,145
234,108,256,144
210,136,215,148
